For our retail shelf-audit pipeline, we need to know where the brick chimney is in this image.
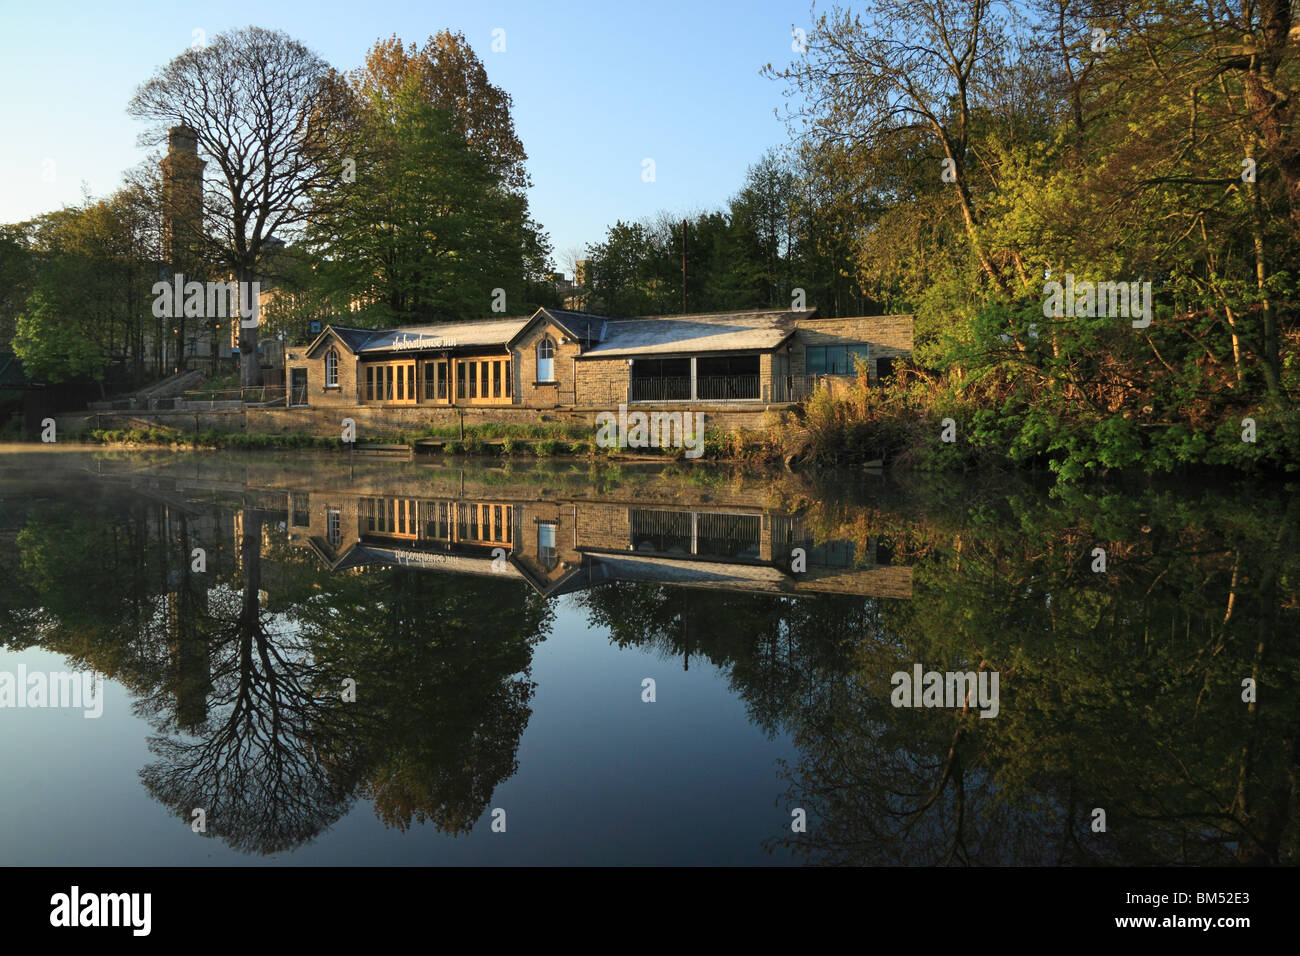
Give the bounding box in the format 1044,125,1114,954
160,124,205,270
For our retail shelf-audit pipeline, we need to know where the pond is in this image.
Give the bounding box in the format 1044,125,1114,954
0,448,1295,865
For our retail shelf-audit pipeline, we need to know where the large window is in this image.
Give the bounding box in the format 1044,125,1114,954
451,358,510,403
423,361,448,401
536,338,555,382
806,343,869,375
630,356,691,401
696,354,759,400
362,498,417,538
361,361,416,404
325,349,338,387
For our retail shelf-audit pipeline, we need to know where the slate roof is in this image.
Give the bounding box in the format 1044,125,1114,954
503,307,608,350
582,309,816,358
538,309,607,345
329,327,375,352
310,307,827,360
358,317,531,354
308,318,531,356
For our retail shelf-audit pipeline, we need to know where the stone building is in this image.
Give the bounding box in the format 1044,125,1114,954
285,306,912,418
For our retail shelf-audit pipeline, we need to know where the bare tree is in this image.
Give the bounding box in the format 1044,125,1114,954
769,1,1018,290
558,245,584,285
128,27,344,386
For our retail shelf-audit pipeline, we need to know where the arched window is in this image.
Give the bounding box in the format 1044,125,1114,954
536,337,555,382
325,349,338,387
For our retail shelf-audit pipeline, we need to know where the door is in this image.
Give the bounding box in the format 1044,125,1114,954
290,367,308,405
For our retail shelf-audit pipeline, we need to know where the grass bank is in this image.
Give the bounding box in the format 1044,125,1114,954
76,422,767,461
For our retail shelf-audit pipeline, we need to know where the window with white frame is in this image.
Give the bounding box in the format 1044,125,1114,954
538,521,558,569
325,349,339,387
536,338,555,382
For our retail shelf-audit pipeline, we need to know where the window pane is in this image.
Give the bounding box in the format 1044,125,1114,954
493,361,501,398
504,360,511,397
481,362,489,397
437,363,447,399
469,362,477,398
806,347,826,375
407,364,415,401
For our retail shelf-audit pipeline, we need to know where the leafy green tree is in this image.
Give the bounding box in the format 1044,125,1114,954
303,37,550,325
11,189,158,389
307,85,546,324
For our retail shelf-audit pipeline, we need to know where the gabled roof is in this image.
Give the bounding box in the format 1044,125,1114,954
304,325,373,358
299,306,856,362
360,317,531,354
305,317,533,358
582,308,818,358
505,307,608,350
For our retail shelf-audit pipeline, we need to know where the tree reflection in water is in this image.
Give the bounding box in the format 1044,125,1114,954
1,461,1294,863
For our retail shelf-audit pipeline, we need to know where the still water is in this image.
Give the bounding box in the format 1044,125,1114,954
0,448,1295,865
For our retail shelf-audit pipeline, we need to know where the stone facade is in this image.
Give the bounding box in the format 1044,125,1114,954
573,357,631,406
789,315,914,381
278,309,915,426
287,332,359,407
513,321,583,408
277,475,913,599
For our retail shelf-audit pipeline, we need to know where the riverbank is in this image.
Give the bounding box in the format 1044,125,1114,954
69,423,776,463
22,368,1300,479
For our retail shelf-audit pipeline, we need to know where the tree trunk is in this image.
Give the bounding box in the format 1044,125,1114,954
238,266,262,387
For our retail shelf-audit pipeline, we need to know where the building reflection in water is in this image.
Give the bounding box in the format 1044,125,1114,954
291,477,911,601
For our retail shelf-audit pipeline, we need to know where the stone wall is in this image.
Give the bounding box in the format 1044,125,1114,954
790,314,914,379
574,357,631,405
56,401,788,441
284,340,357,407
759,353,775,402
513,321,582,408
569,501,632,552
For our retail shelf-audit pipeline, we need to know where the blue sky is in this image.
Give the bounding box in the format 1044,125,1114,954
0,0,818,272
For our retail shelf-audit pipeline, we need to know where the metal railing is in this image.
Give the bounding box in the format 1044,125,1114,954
629,375,761,403
181,386,287,406
772,375,827,403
